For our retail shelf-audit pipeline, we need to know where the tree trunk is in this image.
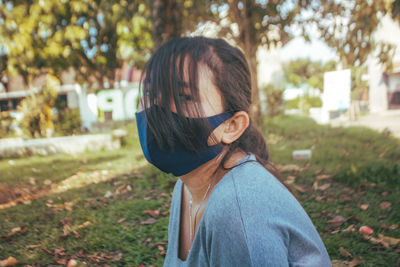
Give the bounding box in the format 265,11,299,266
240,0,263,129
151,0,181,51
244,47,263,129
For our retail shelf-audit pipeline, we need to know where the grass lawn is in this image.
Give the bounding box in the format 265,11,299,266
0,115,399,266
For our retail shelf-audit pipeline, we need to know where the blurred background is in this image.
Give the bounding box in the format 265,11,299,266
0,1,399,266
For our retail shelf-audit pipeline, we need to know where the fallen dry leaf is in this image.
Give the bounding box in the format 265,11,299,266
359,226,374,235
378,148,388,158
348,258,362,267
316,174,332,180
157,192,169,199
312,181,319,191
161,210,170,216
1,227,27,239
363,235,390,249
327,216,347,227
339,247,352,258
342,224,356,233
117,218,126,224
284,175,296,185
158,245,166,256
313,181,331,191
293,184,307,193
331,260,348,267
314,167,324,176
379,201,392,211
0,256,19,267
67,259,78,267
77,221,92,229
80,251,122,263
56,258,67,265
142,208,161,218
360,204,369,211
141,218,157,225
318,183,331,191
377,233,400,247
276,163,303,172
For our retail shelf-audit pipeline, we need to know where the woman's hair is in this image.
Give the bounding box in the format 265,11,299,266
139,36,284,187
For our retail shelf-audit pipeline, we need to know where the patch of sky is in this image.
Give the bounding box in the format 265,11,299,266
100,44,108,52
5,1,12,10
97,13,105,28
80,39,88,49
238,1,243,10
210,4,217,14
89,27,98,36
0,44,8,55
86,46,97,59
77,17,86,26
90,36,96,45
278,0,297,20
218,4,228,13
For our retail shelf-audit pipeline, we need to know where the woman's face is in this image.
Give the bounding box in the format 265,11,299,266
171,63,224,118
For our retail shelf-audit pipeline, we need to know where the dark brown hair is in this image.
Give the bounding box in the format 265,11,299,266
140,36,286,190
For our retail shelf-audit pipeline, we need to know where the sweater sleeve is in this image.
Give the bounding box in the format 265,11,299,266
232,162,332,267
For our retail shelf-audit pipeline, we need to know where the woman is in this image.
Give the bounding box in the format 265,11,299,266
136,37,331,266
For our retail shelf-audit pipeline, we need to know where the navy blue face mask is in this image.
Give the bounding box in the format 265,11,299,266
135,107,234,176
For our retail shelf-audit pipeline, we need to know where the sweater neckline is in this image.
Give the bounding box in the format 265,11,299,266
174,153,253,262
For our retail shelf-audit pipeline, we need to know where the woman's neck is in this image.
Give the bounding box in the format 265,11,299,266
180,150,248,205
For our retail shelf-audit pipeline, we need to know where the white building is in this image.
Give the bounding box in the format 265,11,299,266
368,15,400,112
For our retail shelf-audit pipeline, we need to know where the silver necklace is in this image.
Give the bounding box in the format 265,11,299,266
188,173,216,245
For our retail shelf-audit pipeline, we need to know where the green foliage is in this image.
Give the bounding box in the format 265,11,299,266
262,84,284,117
0,0,153,88
0,111,15,138
52,95,82,136
283,59,336,91
1,115,400,265
313,0,394,68
350,65,368,101
54,108,82,136
17,78,59,138
393,0,400,22
285,96,322,113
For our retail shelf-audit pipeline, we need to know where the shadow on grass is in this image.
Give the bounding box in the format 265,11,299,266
0,153,126,186
0,153,127,206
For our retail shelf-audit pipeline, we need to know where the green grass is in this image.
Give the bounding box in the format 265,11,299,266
0,117,399,266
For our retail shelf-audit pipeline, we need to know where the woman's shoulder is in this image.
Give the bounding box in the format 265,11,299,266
230,154,292,202
208,154,305,222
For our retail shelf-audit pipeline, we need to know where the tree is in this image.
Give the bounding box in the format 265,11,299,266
0,0,153,90
211,0,313,126
392,0,400,22
311,0,395,70
283,59,336,91
151,0,214,50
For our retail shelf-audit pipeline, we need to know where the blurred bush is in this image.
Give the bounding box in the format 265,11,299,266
54,108,82,136
263,84,284,117
285,96,322,114
18,85,57,138
0,111,15,138
17,74,81,138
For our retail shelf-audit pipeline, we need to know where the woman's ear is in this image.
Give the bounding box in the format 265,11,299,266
220,111,249,144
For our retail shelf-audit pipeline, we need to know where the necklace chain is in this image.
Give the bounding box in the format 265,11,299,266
188,173,216,245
